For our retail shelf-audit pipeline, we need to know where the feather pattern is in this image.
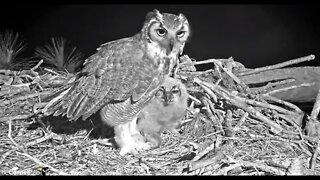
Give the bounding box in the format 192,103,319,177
45,34,166,121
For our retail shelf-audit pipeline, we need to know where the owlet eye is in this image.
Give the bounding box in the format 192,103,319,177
156,28,167,37
171,85,180,94
155,87,165,97
176,31,185,38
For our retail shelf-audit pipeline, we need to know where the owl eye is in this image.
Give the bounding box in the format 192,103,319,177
176,31,185,38
156,28,167,37
171,85,181,94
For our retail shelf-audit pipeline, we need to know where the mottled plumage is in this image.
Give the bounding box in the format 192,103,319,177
43,9,190,155
137,76,189,148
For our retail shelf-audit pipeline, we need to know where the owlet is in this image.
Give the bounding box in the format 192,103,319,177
136,76,189,148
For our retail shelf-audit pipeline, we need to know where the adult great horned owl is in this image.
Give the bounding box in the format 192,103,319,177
136,76,189,148
43,9,190,154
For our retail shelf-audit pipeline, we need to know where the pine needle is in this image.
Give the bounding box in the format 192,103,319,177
35,37,84,73
0,30,26,69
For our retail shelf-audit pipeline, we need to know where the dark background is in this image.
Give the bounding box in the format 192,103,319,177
1,4,319,68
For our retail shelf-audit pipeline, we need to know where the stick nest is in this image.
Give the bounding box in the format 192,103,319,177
1,55,320,175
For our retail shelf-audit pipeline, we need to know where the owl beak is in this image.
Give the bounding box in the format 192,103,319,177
169,38,174,52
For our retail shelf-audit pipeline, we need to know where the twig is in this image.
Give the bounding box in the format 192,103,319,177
234,112,249,131
310,87,320,121
192,140,216,162
0,91,48,106
223,110,234,137
261,94,304,115
197,83,218,103
251,78,295,94
16,152,68,175
215,163,242,175
276,113,302,130
267,82,315,96
238,54,315,76
0,114,33,122
213,60,249,92
188,94,202,105
30,59,43,71
238,160,286,175
189,147,225,172
44,68,60,76
25,132,63,147
201,97,222,132
7,120,21,148
240,96,296,115
179,58,231,67
310,140,320,170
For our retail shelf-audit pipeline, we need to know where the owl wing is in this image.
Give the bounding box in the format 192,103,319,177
44,37,164,121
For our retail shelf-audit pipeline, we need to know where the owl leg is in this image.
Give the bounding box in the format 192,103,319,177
114,117,151,156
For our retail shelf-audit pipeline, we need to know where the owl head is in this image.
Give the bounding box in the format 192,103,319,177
154,76,189,107
141,9,190,56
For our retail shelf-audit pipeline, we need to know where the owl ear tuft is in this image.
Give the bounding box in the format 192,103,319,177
153,9,162,17
146,9,163,21
178,13,186,22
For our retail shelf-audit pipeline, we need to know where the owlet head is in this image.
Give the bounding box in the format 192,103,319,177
154,76,188,106
142,9,190,56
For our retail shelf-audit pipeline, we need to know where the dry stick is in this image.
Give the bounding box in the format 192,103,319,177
240,95,296,115
252,79,296,94
0,91,48,106
188,94,202,105
16,152,68,175
25,132,63,147
44,68,60,76
198,83,218,103
234,112,249,131
310,87,320,121
194,78,283,134
237,160,286,175
189,146,226,172
215,163,242,175
179,58,231,67
0,114,33,123
261,94,304,115
201,97,222,132
30,59,44,71
276,114,302,130
192,140,216,162
223,110,234,137
267,83,315,96
7,120,21,149
213,60,247,89
238,54,315,76
309,140,320,170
